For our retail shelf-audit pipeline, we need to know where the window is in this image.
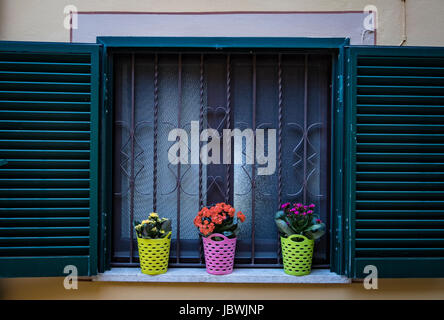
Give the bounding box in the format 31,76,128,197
2,38,444,279
110,49,332,267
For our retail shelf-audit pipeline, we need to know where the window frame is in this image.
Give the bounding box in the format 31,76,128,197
97,37,350,274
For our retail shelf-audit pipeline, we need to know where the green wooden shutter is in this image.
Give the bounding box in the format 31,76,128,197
345,46,444,278
0,42,100,277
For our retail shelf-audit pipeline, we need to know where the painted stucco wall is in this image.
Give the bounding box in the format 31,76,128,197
0,0,443,46
1,0,444,299
1,277,444,300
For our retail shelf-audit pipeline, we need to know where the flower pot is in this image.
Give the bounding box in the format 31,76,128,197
202,233,236,275
281,234,314,276
137,232,171,275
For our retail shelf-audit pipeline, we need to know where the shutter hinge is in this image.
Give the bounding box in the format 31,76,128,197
103,75,109,115
101,211,108,255
337,74,344,105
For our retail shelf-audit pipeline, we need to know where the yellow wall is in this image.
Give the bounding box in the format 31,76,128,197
1,0,444,299
0,0,443,46
2,278,444,300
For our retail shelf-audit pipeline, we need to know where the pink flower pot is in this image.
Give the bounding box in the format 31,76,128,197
202,233,237,275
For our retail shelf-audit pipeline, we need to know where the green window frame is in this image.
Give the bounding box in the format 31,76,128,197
97,36,349,274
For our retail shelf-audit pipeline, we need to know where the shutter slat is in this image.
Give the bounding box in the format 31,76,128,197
0,81,90,92
357,133,444,142
0,110,90,121
358,85,444,95
0,100,90,112
357,123,444,133
357,114,444,124
357,162,444,171
357,105,444,114
358,65,444,76
0,91,91,101
0,130,90,140
357,191,444,200
357,210,444,219
0,169,89,178
0,227,89,236
0,189,90,197
358,76,444,86
357,143,444,152
0,71,90,82
0,217,89,226
357,94,444,104
0,120,90,130
0,140,90,149
357,171,444,180
0,61,91,73
357,181,444,189
4,159,89,169
0,208,90,217
0,178,89,187
0,246,89,256
0,236,89,246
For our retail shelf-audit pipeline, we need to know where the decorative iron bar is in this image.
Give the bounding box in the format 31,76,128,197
303,54,309,204
277,53,283,263
251,54,257,264
225,54,231,203
112,51,331,267
153,53,159,212
198,54,205,264
176,54,182,263
129,53,136,263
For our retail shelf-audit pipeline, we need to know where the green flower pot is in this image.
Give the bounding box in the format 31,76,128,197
281,234,314,276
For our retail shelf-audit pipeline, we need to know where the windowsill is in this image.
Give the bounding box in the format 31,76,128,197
92,268,350,284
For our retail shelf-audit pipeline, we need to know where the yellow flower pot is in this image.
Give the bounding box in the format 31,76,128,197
281,234,314,276
137,232,171,275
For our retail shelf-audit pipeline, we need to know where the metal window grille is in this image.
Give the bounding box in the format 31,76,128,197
111,51,332,268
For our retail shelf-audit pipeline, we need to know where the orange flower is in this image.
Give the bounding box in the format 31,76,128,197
196,203,243,236
200,222,215,236
237,211,246,222
193,215,201,227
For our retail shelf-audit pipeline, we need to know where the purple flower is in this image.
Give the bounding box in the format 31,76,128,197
304,205,308,210
302,212,307,216
307,210,313,214
295,203,302,208
290,208,296,212
309,204,315,208
281,202,290,209
294,211,300,215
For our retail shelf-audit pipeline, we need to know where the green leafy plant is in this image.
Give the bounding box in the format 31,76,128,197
134,212,172,239
275,202,326,240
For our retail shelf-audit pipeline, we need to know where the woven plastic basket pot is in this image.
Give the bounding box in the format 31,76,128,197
137,232,171,275
202,233,236,275
281,234,314,276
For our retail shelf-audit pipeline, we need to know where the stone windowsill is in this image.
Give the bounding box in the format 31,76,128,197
92,268,351,284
